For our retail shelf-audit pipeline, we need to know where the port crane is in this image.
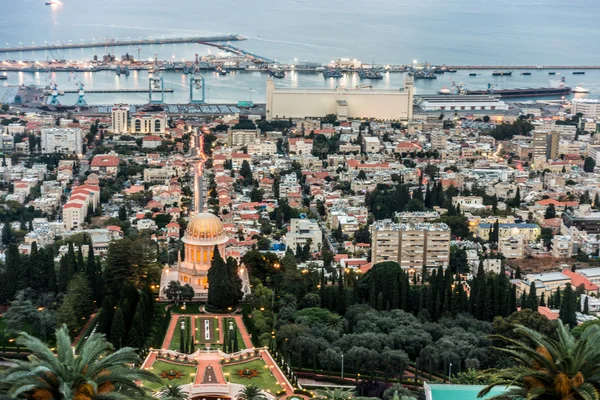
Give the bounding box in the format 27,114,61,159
45,73,60,106
189,73,205,104
450,79,466,95
68,72,86,106
148,73,164,104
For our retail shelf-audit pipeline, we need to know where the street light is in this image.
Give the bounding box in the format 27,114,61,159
341,353,344,380
449,362,453,383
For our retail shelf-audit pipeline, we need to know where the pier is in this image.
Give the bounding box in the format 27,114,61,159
59,88,175,94
445,65,600,70
0,35,246,54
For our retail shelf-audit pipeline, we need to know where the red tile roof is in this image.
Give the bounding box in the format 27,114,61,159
91,155,119,167
562,269,600,292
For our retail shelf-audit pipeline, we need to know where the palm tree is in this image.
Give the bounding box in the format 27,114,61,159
478,322,600,399
315,387,354,400
325,313,344,333
159,384,189,400
0,324,159,399
236,384,266,400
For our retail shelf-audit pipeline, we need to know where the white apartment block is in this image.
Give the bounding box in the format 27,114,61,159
285,218,323,253
247,140,277,156
573,100,600,119
552,235,574,258
363,136,381,153
41,128,83,155
228,128,260,148
430,132,447,151
498,235,524,259
370,219,451,271
289,138,313,155
111,104,129,133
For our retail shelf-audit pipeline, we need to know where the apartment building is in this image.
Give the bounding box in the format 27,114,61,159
227,128,260,148
41,128,83,155
370,219,451,271
498,235,524,259
476,223,541,242
573,99,600,119
285,218,323,253
289,138,313,155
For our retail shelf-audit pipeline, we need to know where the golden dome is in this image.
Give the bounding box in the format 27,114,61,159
183,212,228,245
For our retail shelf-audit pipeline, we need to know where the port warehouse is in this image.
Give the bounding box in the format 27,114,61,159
415,95,509,111
266,76,414,121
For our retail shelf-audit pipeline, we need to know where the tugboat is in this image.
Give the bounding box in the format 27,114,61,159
323,68,343,78
492,71,513,76
115,65,122,76
268,69,285,79
123,66,130,77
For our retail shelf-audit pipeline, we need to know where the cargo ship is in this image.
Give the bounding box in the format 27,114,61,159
466,86,572,98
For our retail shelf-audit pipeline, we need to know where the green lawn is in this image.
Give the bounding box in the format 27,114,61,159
169,317,192,351
222,359,282,394
143,360,196,391
224,318,246,351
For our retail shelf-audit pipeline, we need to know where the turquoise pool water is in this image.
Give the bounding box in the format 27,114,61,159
427,384,511,400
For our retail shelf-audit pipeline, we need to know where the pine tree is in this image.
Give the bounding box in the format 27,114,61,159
110,307,126,349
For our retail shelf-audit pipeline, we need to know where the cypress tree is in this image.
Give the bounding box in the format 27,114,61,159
179,322,185,353
29,242,44,292
319,268,326,306
233,326,239,352
1,222,13,245
376,292,384,311
43,247,57,293
483,277,494,321
66,242,77,277
560,284,577,328
98,295,116,336
57,256,69,293
11,245,29,292
507,284,517,315
527,282,538,311
77,245,85,273
515,266,522,279
555,287,562,308
583,297,589,315
208,245,235,309
540,292,546,307
337,267,345,315
110,307,126,349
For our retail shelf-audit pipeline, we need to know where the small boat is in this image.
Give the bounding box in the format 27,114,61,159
0,75,7,80
572,86,590,93
549,72,556,75
323,68,343,78
358,69,383,80
492,71,513,76
469,73,477,76
447,69,457,73
573,71,585,75
268,69,285,79
521,72,532,76
438,88,452,95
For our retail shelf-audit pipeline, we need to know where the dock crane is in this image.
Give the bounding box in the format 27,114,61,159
69,72,87,106
450,79,466,95
46,73,60,106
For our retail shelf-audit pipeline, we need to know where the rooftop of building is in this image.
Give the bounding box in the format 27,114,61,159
371,219,450,232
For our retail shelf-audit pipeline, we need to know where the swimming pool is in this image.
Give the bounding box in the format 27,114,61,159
425,384,511,400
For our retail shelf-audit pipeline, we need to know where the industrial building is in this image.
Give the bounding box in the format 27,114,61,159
266,76,414,121
414,94,508,112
